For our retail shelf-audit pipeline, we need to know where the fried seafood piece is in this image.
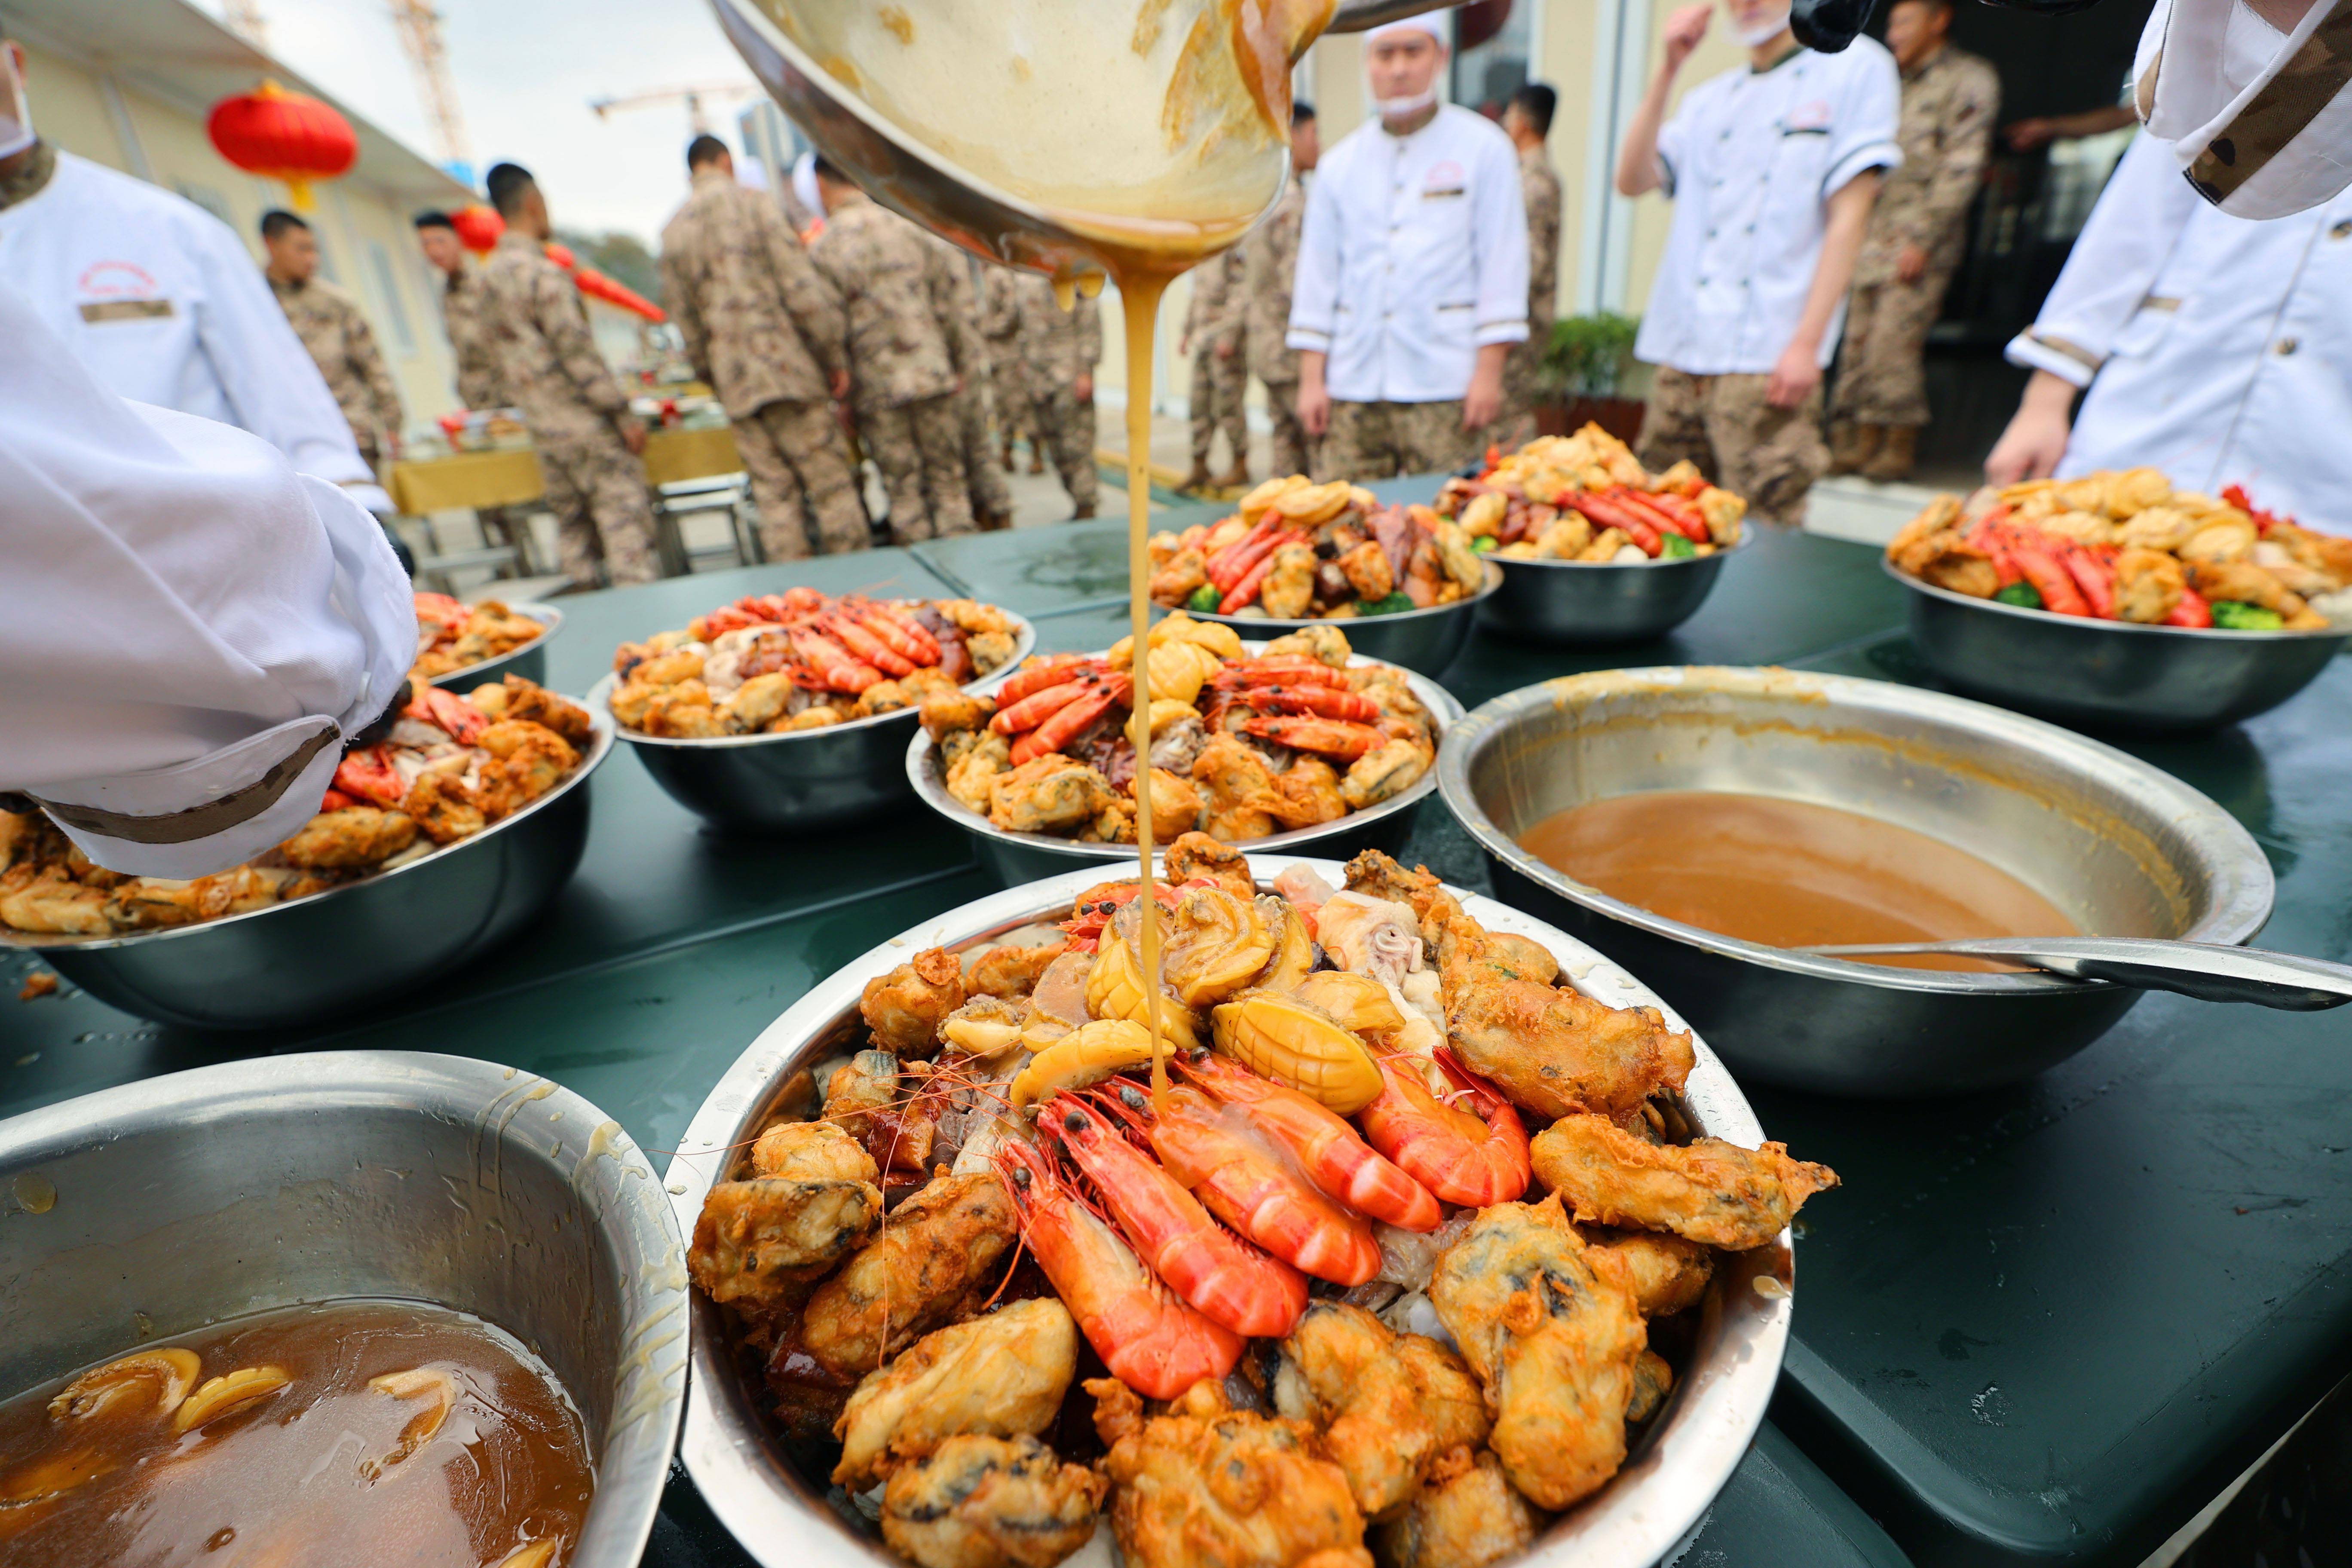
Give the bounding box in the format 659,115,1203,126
494,677,593,744
1165,832,1256,899
826,1050,937,1171
881,1433,1106,1568
1089,1378,1373,1568
2188,558,2326,625
1626,1349,1675,1424
279,807,419,870
0,873,114,935
988,755,1120,837
947,732,1013,812
967,940,1068,1001
864,946,967,1055
803,1172,1019,1377
689,1121,883,1314
1262,624,1354,668
1268,1302,1489,1520
1578,1226,1715,1317
1339,742,1429,811
942,995,1033,1058
1428,1195,1647,1511
1530,1114,1838,1251
476,722,580,816
2113,548,2187,624
104,866,311,929
1375,1449,1547,1568
1269,758,1349,828
833,1297,1078,1487
1193,732,1283,842
400,772,487,845
922,689,996,744
1135,766,1206,836
724,671,798,731
1339,851,1444,923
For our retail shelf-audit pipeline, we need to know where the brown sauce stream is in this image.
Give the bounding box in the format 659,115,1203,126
1519,792,2079,973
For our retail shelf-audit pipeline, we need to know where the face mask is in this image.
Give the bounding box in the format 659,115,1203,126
1735,6,1796,47
0,51,32,161
1373,87,1439,119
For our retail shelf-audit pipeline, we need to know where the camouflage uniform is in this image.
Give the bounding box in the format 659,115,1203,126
1637,368,1827,524
659,168,867,557
979,266,1036,470
269,274,403,470
809,192,974,544
1012,272,1102,516
940,247,1013,529
1182,248,1249,477
1499,144,1564,452
1314,400,1477,484
1243,174,1311,479
480,230,660,586
438,256,511,411
1832,46,1999,431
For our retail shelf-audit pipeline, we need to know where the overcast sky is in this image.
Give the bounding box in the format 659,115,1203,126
193,0,761,242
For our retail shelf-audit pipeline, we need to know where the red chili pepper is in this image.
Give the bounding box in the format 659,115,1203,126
1219,550,1282,614
1999,528,2090,616
2166,585,2214,628
1207,520,1281,591
1562,492,1664,556
2058,542,2117,619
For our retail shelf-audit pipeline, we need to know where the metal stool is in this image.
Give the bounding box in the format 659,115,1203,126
651,472,760,575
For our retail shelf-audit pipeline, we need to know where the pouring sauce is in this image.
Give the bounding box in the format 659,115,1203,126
1518,792,2079,972
0,1299,593,1568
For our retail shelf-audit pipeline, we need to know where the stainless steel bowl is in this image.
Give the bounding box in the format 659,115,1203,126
666,860,1792,1568
1477,532,1751,646
1438,666,2275,1097
1890,564,2348,731
0,1051,686,1568
426,600,564,694
594,612,1036,835
3,708,613,1030
1165,559,1503,675
907,653,1464,885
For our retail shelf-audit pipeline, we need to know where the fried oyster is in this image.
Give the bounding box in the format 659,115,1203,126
802,1172,1019,1378
1531,1114,1840,1252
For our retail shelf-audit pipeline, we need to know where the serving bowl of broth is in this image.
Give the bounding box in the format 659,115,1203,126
1436,667,2274,1096
0,1052,687,1567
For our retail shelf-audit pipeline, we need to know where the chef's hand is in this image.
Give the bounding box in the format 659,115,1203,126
1985,370,2076,485
1297,354,1331,437
1766,341,1822,409
1896,243,1929,285
618,416,649,457
1462,352,1506,431
1663,3,1712,73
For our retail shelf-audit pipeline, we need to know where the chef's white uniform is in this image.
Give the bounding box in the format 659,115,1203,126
0,280,414,879
1286,104,1530,401
0,148,392,513
2009,130,2352,533
2133,0,2352,220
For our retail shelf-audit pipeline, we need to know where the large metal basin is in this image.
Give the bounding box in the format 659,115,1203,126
907,652,1464,885
426,600,564,694
1161,559,1502,676
1479,532,1750,646
1892,564,2346,731
1438,666,2275,1097
0,1051,686,1568
667,860,1793,1568
593,611,1035,835
6,707,613,1031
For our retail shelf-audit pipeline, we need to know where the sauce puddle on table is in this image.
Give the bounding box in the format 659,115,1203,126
1519,791,2078,972
0,1298,593,1568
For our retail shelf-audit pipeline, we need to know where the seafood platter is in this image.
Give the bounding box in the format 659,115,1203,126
1145,478,1500,674
1430,428,1751,646
589,589,1035,832
0,677,609,1028
413,590,563,692
909,612,1463,882
670,848,1834,1568
1885,471,2351,728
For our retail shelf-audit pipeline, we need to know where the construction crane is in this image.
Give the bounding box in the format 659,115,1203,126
388,0,473,175
588,83,756,136
222,0,268,48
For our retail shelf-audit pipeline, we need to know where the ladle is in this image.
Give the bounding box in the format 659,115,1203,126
1795,938,2352,1011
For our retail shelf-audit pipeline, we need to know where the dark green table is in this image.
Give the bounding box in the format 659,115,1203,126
10,506,2347,1566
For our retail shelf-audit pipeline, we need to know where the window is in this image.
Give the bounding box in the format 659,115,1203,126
1451,0,1534,121
366,240,419,355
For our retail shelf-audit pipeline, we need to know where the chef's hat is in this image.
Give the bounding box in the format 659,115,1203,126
1366,14,1447,46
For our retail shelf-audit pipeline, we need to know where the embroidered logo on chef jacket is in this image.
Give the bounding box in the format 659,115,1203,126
74,259,174,323
1780,99,1834,137
1422,159,1467,199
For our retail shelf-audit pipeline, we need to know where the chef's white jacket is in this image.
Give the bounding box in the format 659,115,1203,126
0,280,414,878
1632,41,1902,376
2009,131,2352,533
1286,105,1529,403
2135,0,2352,220
0,149,392,513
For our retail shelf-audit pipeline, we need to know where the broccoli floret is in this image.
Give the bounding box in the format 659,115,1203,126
1994,582,2042,609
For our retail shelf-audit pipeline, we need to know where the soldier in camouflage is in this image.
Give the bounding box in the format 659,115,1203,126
659,137,868,557
260,210,403,471
1181,248,1249,490
1243,102,1318,481
979,266,1042,477
808,160,974,543
415,212,511,410
939,245,1014,531
1012,270,1102,520
1828,0,1997,482
479,163,660,588
1501,85,1563,453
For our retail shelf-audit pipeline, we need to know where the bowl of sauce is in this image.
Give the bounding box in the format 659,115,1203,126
1436,667,2273,1096
0,1052,687,1567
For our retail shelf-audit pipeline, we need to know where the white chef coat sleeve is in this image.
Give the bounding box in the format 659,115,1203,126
184,208,393,511
2135,0,2352,218
0,280,414,879
1472,132,1531,349
1285,160,1344,356
2005,132,2201,386
1655,95,1698,199
1825,49,1904,196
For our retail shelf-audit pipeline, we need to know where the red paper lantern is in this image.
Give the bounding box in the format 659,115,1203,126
573,266,667,324
542,241,576,270
208,80,358,211
450,204,503,254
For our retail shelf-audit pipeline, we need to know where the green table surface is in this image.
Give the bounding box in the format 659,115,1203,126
10,496,2350,1567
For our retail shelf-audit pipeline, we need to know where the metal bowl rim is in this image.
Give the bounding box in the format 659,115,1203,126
422,600,566,687
0,702,614,955
905,647,1465,862
665,857,1788,1568
1486,527,1755,573
1175,556,1504,630
1436,664,2275,997
591,608,1038,750
1885,558,2351,641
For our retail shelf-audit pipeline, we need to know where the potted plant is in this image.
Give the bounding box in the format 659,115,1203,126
1537,311,1644,443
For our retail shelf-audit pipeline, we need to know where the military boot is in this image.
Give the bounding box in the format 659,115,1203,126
1862,424,1917,483
1182,462,1215,492
1826,421,1879,477
1211,462,1252,492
